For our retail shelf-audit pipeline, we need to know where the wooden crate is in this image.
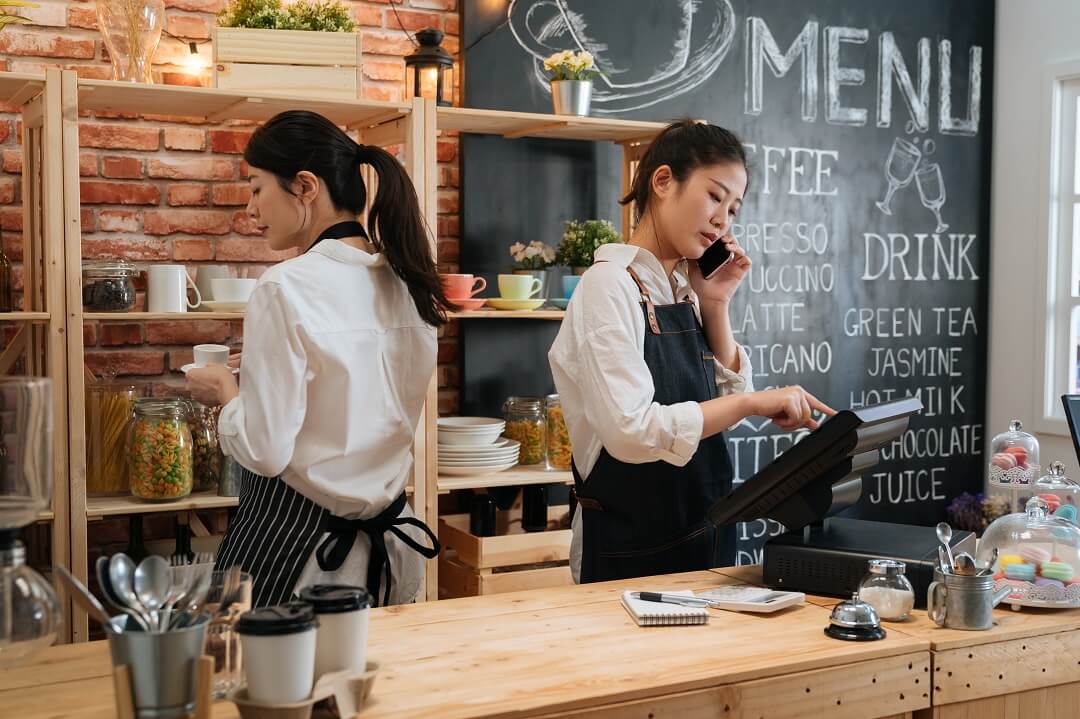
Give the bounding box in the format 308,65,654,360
438,510,573,598
212,28,363,100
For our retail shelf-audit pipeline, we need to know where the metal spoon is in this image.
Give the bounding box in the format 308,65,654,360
110,553,152,629
981,547,999,576
937,546,951,575
97,555,149,631
953,552,977,576
936,522,956,571
133,555,171,631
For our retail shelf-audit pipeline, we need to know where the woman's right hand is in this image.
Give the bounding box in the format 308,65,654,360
749,386,836,431
227,352,242,370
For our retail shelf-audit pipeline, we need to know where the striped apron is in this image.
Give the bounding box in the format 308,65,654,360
214,467,439,608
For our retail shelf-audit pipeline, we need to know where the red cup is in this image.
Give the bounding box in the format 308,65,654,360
440,273,487,300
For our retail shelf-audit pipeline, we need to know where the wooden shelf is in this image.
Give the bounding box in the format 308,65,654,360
437,106,665,143
36,510,54,522
0,72,45,107
438,465,573,492
0,312,50,322
83,312,245,321
76,78,411,128
85,491,238,519
447,310,565,320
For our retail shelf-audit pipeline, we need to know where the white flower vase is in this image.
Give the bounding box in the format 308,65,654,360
551,80,592,117
513,269,549,299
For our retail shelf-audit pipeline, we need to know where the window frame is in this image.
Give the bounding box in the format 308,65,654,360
1034,60,1080,436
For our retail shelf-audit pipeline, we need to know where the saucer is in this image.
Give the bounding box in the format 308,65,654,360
180,363,239,375
548,298,570,310
485,298,545,311
448,297,487,311
196,300,248,313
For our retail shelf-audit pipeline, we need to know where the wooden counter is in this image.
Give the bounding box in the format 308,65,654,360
2,570,930,719
714,565,1080,718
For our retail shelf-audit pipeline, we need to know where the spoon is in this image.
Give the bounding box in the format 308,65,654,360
936,522,956,571
133,555,171,631
979,547,999,576
97,555,150,631
937,546,950,575
953,552,977,576
110,553,152,629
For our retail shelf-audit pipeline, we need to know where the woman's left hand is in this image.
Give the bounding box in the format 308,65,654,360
186,365,239,407
688,235,751,306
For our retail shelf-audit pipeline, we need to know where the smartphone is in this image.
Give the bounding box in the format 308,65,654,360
697,239,733,279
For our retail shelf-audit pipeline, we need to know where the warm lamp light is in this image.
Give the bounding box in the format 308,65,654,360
404,28,453,106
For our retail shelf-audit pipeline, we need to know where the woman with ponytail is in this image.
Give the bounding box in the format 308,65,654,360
186,110,448,607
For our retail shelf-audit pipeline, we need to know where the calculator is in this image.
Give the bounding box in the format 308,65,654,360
694,585,806,613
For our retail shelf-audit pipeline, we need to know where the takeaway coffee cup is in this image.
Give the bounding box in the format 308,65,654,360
298,584,371,679
237,602,319,704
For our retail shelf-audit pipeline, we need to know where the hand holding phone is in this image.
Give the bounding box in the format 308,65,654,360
697,238,734,279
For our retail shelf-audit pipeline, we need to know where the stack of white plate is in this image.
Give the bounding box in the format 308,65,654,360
437,417,519,476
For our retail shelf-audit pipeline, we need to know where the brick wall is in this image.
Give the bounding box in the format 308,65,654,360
0,0,462,412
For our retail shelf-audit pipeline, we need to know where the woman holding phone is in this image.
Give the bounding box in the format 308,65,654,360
549,120,834,584
186,111,447,607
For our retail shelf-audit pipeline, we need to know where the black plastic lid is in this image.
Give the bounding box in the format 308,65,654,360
236,602,317,636
298,584,371,614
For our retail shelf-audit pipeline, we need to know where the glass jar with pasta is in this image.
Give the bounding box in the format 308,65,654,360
127,398,194,501
544,394,572,471
502,396,545,465
85,382,139,495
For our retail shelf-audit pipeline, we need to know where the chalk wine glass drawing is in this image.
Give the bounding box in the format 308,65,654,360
508,0,736,114
875,128,949,232
875,137,922,216
915,162,949,233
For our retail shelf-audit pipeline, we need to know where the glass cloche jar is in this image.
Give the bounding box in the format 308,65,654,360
1023,462,1080,524
988,419,1040,487
977,496,1080,609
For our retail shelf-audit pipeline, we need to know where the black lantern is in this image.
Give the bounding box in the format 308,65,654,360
404,28,454,106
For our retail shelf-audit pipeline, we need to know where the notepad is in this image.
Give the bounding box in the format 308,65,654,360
620,590,709,626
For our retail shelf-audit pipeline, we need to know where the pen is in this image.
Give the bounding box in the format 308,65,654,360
632,591,712,608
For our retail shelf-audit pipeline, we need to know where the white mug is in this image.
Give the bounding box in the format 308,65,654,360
193,344,229,367
194,265,231,301
148,265,201,313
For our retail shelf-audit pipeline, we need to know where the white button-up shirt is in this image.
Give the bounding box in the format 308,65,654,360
218,238,436,603
548,243,754,582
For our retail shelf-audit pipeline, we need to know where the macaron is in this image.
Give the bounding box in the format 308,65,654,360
1004,562,1037,581
1004,446,1028,466
992,452,1018,470
1021,545,1052,565
1055,504,1078,522
1037,493,1062,512
1040,561,1074,582
1035,576,1065,589
998,553,1024,569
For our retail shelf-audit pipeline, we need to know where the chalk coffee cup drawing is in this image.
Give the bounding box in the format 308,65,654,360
210,278,256,303
147,265,201,313
193,344,230,367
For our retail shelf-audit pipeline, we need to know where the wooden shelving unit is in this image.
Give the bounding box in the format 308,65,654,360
0,69,74,639
427,107,666,598
58,73,438,640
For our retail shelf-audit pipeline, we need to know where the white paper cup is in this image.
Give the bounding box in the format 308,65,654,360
211,278,257,303
237,603,318,705
298,584,370,679
193,343,230,367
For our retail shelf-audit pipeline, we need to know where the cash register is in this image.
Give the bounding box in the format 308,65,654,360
708,397,974,606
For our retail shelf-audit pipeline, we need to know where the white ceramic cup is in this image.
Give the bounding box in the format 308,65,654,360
195,265,231,301
497,274,543,299
193,344,229,367
147,264,201,313
211,278,257,303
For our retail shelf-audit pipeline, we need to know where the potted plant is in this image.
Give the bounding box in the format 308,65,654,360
557,220,623,275
214,0,361,99
509,241,556,298
543,50,599,116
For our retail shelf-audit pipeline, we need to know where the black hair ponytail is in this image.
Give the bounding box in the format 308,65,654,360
244,110,454,326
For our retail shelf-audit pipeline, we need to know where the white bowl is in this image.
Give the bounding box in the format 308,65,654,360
438,417,504,429
211,278,257,303
438,462,517,476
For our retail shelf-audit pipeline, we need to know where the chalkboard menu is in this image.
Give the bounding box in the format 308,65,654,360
461,0,993,562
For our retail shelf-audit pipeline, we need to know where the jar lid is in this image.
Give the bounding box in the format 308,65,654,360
544,393,560,404
134,397,190,418
504,396,542,412
236,602,317,636
82,260,137,277
867,559,906,575
298,584,370,613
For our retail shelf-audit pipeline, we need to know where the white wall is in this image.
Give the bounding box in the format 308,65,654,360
988,1,1080,480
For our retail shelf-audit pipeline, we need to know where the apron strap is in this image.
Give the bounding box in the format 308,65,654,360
314,493,441,607
625,266,661,335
